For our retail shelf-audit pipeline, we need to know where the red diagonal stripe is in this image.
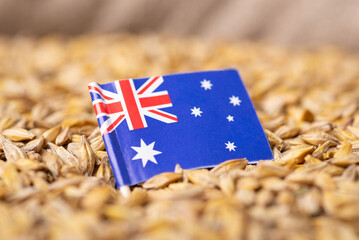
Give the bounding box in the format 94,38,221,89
88,86,113,100
149,109,178,122
137,76,159,95
139,94,171,108
105,115,125,134
119,80,144,130
94,102,123,115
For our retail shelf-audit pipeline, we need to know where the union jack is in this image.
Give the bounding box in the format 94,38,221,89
88,76,178,135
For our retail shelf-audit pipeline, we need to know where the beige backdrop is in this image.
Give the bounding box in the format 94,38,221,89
1,0,359,50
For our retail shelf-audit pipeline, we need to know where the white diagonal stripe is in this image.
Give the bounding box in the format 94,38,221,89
88,82,119,99
145,109,178,123
136,76,164,95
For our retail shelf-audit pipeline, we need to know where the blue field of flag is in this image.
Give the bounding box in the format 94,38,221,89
89,69,273,186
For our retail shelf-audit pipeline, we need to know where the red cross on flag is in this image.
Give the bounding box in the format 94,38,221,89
88,76,178,135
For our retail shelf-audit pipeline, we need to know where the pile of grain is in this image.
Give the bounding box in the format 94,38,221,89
0,35,358,240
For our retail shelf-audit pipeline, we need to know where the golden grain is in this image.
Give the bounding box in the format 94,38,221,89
0,35,358,239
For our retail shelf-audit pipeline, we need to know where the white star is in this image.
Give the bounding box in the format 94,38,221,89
225,141,237,152
229,95,241,106
131,139,162,167
191,107,202,117
227,115,234,122
201,79,213,90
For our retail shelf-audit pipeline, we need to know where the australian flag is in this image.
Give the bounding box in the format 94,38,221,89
88,69,273,186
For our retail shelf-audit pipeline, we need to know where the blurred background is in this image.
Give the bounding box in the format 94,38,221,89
1,0,359,50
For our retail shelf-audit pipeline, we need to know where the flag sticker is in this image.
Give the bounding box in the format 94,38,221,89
89,69,273,186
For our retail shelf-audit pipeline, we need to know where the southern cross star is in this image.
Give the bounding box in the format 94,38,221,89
229,95,241,106
226,115,234,122
131,139,162,167
200,79,213,90
191,107,202,117
225,141,237,151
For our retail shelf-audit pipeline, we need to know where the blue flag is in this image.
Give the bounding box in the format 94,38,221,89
88,69,272,186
